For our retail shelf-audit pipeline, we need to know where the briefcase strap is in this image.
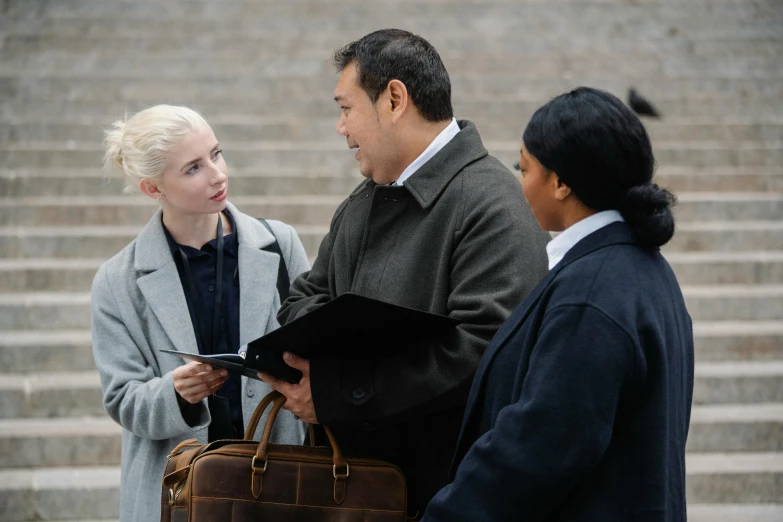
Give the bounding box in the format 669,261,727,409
244,386,317,446
243,390,284,441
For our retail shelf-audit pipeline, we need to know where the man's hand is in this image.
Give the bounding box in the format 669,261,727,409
173,361,227,404
258,352,318,424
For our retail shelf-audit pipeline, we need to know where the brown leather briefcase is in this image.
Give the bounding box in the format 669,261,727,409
161,391,408,521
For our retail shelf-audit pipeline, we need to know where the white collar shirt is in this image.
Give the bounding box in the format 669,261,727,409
546,210,625,270
393,118,460,186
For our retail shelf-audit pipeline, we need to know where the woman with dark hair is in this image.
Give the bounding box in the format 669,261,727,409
422,87,694,522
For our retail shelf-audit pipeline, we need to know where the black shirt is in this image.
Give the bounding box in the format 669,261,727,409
163,210,244,438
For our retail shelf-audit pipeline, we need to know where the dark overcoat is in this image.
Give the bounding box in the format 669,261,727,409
423,222,695,522
278,120,550,514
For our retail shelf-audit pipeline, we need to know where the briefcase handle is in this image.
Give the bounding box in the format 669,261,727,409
244,390,317,446
249,391,351,503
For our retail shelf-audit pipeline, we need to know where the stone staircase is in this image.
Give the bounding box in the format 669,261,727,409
1,0,781,520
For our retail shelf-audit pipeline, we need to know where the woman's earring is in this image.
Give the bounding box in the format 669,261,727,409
156,195,162,202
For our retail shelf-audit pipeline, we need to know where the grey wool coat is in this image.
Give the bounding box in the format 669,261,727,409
91,201,309,522
278,120,551,515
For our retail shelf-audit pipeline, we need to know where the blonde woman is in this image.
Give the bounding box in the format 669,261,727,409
91,105,308,521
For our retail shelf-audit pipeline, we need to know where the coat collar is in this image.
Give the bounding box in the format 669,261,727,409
134,202,282,355
402,120,488,209
452,222,641,473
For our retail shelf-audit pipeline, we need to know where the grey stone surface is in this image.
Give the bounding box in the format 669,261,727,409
688,504,783,522
693,362,783,405
0,331,95,373
1,0,782,518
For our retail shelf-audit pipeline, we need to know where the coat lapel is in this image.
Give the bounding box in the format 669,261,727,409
134,208,199,355
404,120,489,210
231,204,284,347
133,202,283,355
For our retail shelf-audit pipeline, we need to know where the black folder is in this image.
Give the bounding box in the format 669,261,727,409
161,293,460,383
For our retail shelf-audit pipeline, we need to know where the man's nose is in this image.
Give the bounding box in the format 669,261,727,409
336,115,347,136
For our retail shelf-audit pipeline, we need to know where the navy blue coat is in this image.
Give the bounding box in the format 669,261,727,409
423,222,694,522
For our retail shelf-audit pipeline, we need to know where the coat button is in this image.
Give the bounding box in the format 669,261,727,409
352,387,365,400
246,388,255,398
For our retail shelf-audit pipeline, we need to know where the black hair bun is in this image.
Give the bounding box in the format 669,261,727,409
621,183,677,248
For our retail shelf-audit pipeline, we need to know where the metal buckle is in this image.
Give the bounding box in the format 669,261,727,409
251,455,268,473
333,463,350,479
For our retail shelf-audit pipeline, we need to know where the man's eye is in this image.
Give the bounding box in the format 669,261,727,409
513,162,521,171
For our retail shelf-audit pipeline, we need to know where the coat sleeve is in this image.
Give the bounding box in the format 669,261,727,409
422,304,640,522
91,264,210,440
309,179,551,425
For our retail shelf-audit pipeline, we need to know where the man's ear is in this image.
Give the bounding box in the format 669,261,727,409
138,178,162,201
386,79,409,122
552,173,572,201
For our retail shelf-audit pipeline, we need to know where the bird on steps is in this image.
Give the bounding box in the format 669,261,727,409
628,88,661,118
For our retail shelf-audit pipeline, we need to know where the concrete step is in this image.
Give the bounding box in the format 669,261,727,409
488,142,783,170
3,358,779,419
0,222,777,261
2,403,777,469
694,361,783,405
5,118,783,145
688,504,783,522
673,193,783,222
4,75,783,110
0,417,120,468
4,192,779,226
665,221,783,251
2,140,783,170
2,94,782,121
652,167,783,195
0,259,103,293
0,224,327,259
694,321,783,362
5,3,783,43
2,283,779,329
0,168,364,198
0,455,780,520
0,371,104,419
3,27,780,63
682,285,783,321
3,251,778,293
0,466,120,521
2,166,779,199
666,252,783,285
686,452,783,503
687,403,783,452
0,195,343,227
0,403,777,469
2,72,781,111
0,320,777,378
0,330,95,374
0,293,92,330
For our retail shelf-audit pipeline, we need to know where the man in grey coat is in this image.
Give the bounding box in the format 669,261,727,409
259,29,550,517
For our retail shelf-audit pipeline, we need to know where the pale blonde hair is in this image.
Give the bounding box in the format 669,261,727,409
103,105,210,194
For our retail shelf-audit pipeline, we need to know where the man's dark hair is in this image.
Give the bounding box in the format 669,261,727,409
333,29,453,122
